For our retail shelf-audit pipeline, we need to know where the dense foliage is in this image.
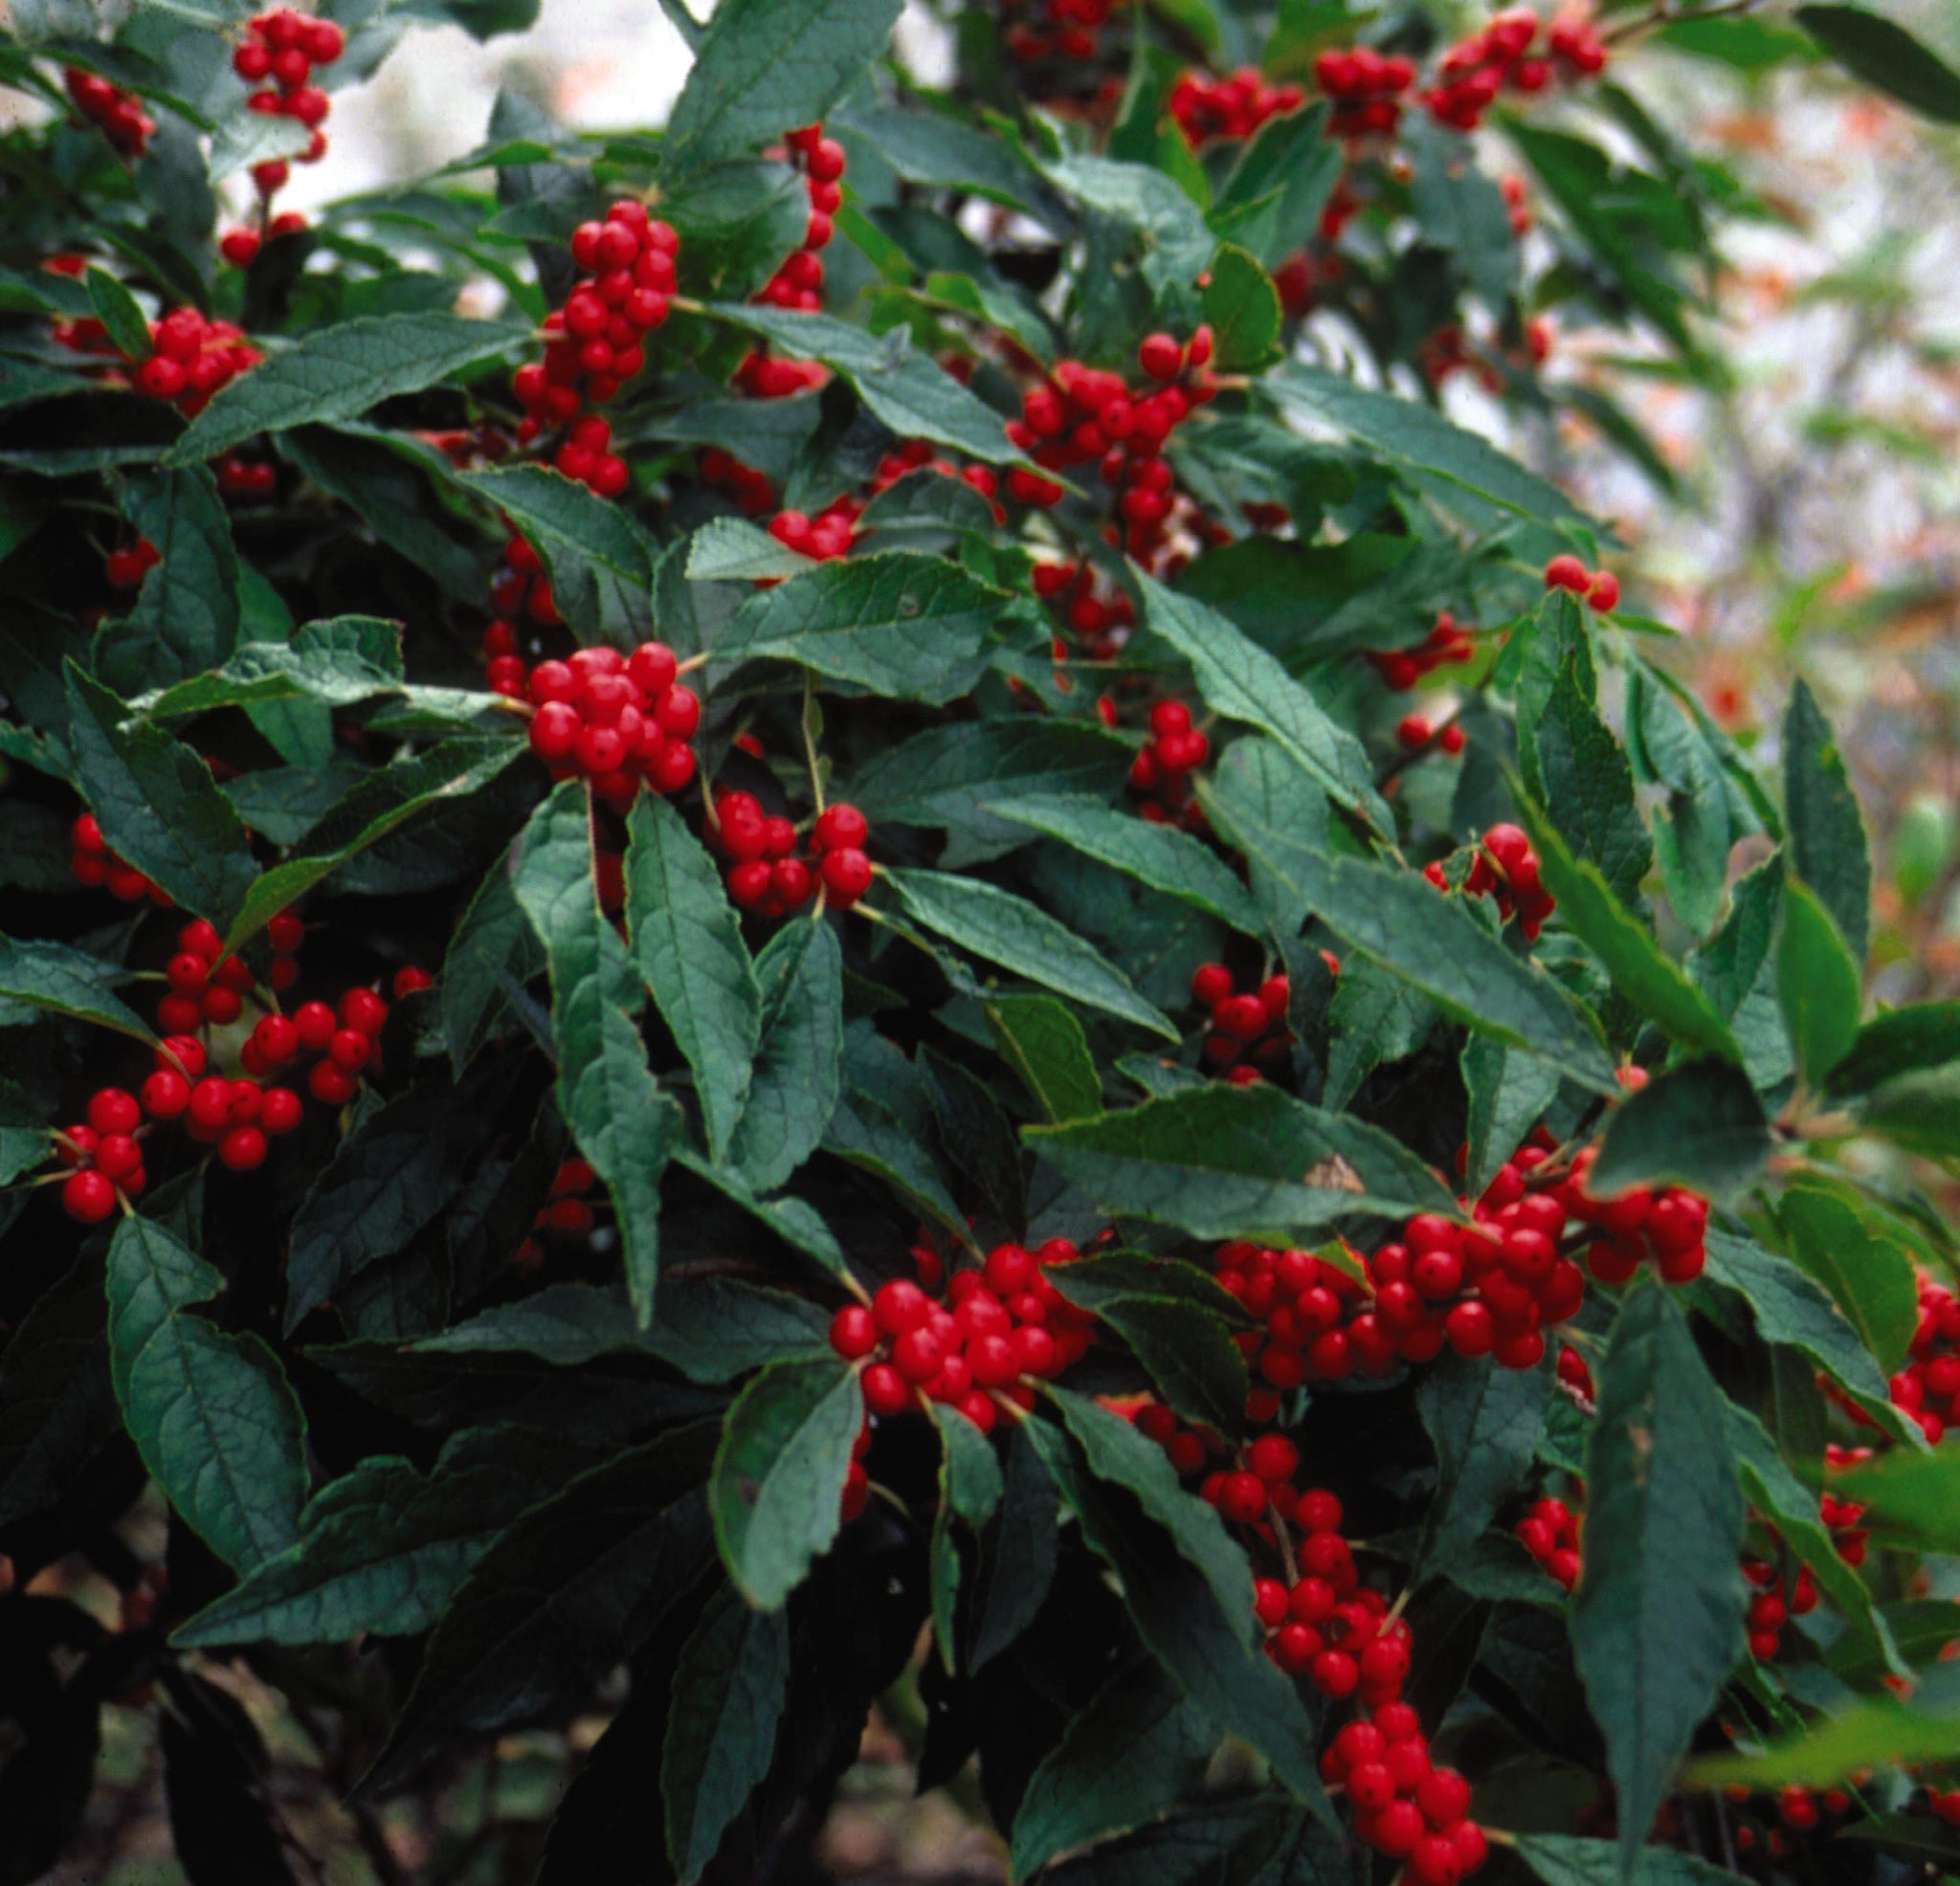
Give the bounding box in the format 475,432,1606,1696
6,0,1960,1880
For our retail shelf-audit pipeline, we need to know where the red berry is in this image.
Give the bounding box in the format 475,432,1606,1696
62,1168,118,1223
1138,332,1184,381
217,1124,267,1171
1543,553,1589,593
87,1089,141,1136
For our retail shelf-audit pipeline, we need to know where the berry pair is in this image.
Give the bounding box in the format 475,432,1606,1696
71,813,167,906
712,794,873,916
1395,714,1466,756
514,1158,600,1269
64,68,155,156
1516,1495,1582,1589
516,642,701,806
1543,554,1619,612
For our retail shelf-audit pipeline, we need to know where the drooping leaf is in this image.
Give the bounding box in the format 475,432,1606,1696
1776,877,1862,1084
1572,1284,1746,1877
1774,1175,1919,1374
1797,4,1960,122
1416,1353,1551,1577
984,991,1102,1123
729,918,843,1192
1588,1059,1771,1200
1783,679,1871,965
95,467,239,691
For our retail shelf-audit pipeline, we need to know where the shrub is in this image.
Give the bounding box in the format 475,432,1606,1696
3,1,1960,1880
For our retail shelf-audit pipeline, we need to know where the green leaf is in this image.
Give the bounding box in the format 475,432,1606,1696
1138,572,1389,835
663,0,904,174
1572,1283,1746,1878
702,304,1019,464
852,718,1136,865
1777,878,1862,1085
1050,1259,1251,1434
513,783,682,1325
1306,853,1617,1091
1723,1401,1904,1680
1197,736,1331,942
823,1022,968,1232
419,1277,831,1380
1416,1354,1550,1576
1200,244,1281,371
1043,1801,1295,1886
1032,1391,1327,1812
712,553,1010,704
84,267,151,360
1531,655,1653,910
65,665,259,932
1833,1448,1960,1554
1690,1692,1960,1789
1849,1061,1960,1160
284,1080,484,1333
984,991,1102,1123
1588,1060,1771,1200
364,1434,717,1792
1462,1036,1561,1195
1516,1833,1750,1886
1028,1082,1459,1241
1405,118,1518,312
729,919,843,1193
137,616,409,720
885,866,1176,1039
0,933,153,1042
1691,854,1793,1094
225,737,526,949
441,855,546,1074
1269,363,1595,529
169,315,524,465
1628,662,1732,937
1797,5,1960,122
1211,103,1342,267
172,1428,576,1647
1783,679,1871,965
106,1214,309,1574
661,1582,791,1882
1011,1658,1214,1881
990,794,1264,937
686,515,813,584
710,1353,863,1609
1775,1175,1919,1374
626,794,760,1165
1511,792,1738,1064
95,466,239,691
1826,1001,1960,1098
1703,1231,1911,1440
459,464,655,643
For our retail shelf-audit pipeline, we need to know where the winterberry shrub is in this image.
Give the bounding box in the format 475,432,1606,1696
1,1,1959,1882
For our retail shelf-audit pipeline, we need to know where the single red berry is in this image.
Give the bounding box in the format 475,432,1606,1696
1138,331,1185,381
831,1304,879,1359
1543,553,1590,592
217,1124,267,1171
62,1168,118,1223
87,1089,141,1137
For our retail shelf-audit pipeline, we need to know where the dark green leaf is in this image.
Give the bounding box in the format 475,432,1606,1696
1201,244,1282,371
1516,1833,1748,1886
1783,679,1871,965
1774,1175,1919,1373
1826,1000,1960,1098
1417,1354,1550,1576
459,464,655,643
729,919,843,1193
984,991,1102,1123
661,1583,791,1881
710,1354,862,1609
106,1214,309,1574
66,666,258,932
171,315,524,464
626,794,760,1164
0,933,153,1042
1797,5,1960,122
96,467,239,691
513,783,682,1325
1198,737,1331,942
1572,1284,1746,1877
442,854,546,1074
1777,877,1861,1084
1531,655,1653,910
1406,118,1518,311
1589,1060,1771,1200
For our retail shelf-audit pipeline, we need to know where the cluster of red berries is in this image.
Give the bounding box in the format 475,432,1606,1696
1169,68,1305,144
241,978,410,1108
1369,613,1475,691
710,794,873,916
1003,0,1126,66
1192,964,1293,1088
1921,1786,1960,1827
1322,1705,1487,1886
1425,823,1557,943
70,813,167,905
1516,1495,1582,1589
55,1084,154,1221
1556,1341,1594,1406
828,1240,1098,1438
219,10,345,260
1032,560,1135,659
1887,1275,1960,1443
1544,554,1619,612
514,1158,599,1269
699,449,776,515
1214,1238,1392,1387
511,202,678,439
1127,700,1210,828
732,125,844,399
1426,10,1608,131
1561,1141,1711,1288
767,497,860,565
1395,713,1466,756
1314,47,1416,141
126,307,263,413
104,538,161,589
509,641,701,806
1740,1551,1823,1662
867,438,1002,521
1502,174,1532,236
64,67,156,157
1004,331,1216,567
543,414,632,500
156,914,301,1035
